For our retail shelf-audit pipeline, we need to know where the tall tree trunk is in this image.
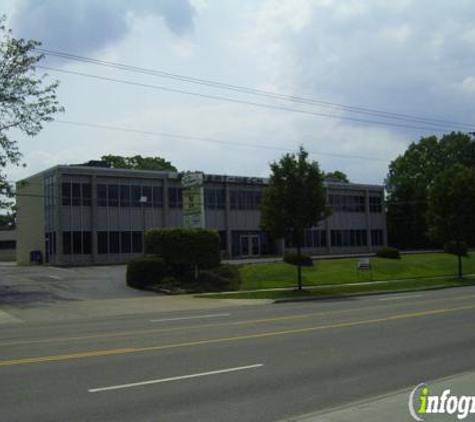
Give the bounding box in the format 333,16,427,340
296,243,302,291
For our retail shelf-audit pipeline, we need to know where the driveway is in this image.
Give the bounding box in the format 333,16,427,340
0,263,253,324
0,263,153,307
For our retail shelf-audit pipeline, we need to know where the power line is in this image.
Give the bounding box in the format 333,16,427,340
38,65,463,133
53,119,393,162
38,48,475,131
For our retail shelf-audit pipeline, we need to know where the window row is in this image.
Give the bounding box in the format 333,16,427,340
331,230,368,247
45,232,57,255
97,184,164,208
230,190,262,210
369,196,383,213
285,230,327,248
329,195,365,212
205,188,225,209
63,231,92,255
97,231,143,254
62,231,144,255
62,182,91,206
0,240,16,250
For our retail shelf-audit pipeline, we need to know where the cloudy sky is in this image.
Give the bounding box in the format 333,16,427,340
3,0,475,184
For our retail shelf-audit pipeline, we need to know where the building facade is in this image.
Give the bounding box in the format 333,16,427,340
16,164,387,266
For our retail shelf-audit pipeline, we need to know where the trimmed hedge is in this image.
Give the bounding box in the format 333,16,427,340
283,252,313,267
444,241,469,257
376,246,401,259
126,257,167,289
145,228,220,269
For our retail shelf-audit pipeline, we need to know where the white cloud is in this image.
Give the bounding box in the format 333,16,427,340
462,76,475,93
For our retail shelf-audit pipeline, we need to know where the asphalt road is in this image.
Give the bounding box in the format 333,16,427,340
1,286,475,421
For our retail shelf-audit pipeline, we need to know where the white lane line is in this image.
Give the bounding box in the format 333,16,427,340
88,364,264,393
378,294,423,301
150,313,230,323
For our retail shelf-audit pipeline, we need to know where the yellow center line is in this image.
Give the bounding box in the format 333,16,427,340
1,303,474,368
1,292,475,347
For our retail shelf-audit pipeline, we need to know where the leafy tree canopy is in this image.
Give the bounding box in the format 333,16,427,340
261,147,330,290
100,154,177,172
0,15,63,209
427,164,475,245
385,132,475,249
324,170,349,183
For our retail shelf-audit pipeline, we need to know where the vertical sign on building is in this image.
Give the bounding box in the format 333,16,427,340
181,172,205,228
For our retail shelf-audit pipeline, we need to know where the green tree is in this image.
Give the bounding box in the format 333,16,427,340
427,165,475,278
324,170,349,183
385,132,475,249
261,146,330,290
100,154,177,172
0,16,63,209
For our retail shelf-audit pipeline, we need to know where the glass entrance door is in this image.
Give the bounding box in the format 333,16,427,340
240,234,260,257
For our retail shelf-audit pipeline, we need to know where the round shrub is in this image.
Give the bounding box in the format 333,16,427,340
283,252,313,267
145,228,220,270
375,246,401,259
126,257,167,289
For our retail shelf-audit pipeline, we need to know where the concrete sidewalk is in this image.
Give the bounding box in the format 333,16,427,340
285,371,475,421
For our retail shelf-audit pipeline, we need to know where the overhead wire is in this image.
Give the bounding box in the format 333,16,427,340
38,65,466,133
38,48,475,131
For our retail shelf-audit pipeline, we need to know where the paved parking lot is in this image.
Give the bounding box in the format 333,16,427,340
0,263,254,324
0,263,153,307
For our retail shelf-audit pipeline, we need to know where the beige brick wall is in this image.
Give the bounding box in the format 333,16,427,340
16,175,45,265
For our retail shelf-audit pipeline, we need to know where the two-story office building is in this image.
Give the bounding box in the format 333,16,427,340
16,164,387,266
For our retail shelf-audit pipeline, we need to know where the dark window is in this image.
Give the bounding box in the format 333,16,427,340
98,232,108,254
169,187,183,208
63,232,72,255
131,186,142,207
120,185,131,207
71,183,81,206
83,232,92,254
371,229,384,246
62,183,71,206
329,194,365,212
0,240,16,250
205,188,225,210
108,184,119,207
303,230,327,248
109,231,120,253
142,186,152,207
51,232,56,254
331,230,367,247
82,184,91,206
97,184,107,206
152,186,163,208
369,196,383,213
121,232,131,253
72,231,82,254
132,231,143,253
230,190,237,209
218,231,227,250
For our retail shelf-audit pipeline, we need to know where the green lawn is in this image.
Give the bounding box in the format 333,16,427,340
238,252,475,290
200,277,475,300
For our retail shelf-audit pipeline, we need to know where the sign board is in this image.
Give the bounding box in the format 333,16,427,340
182,172,204,189
182,172,205,229
357,258,371,271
